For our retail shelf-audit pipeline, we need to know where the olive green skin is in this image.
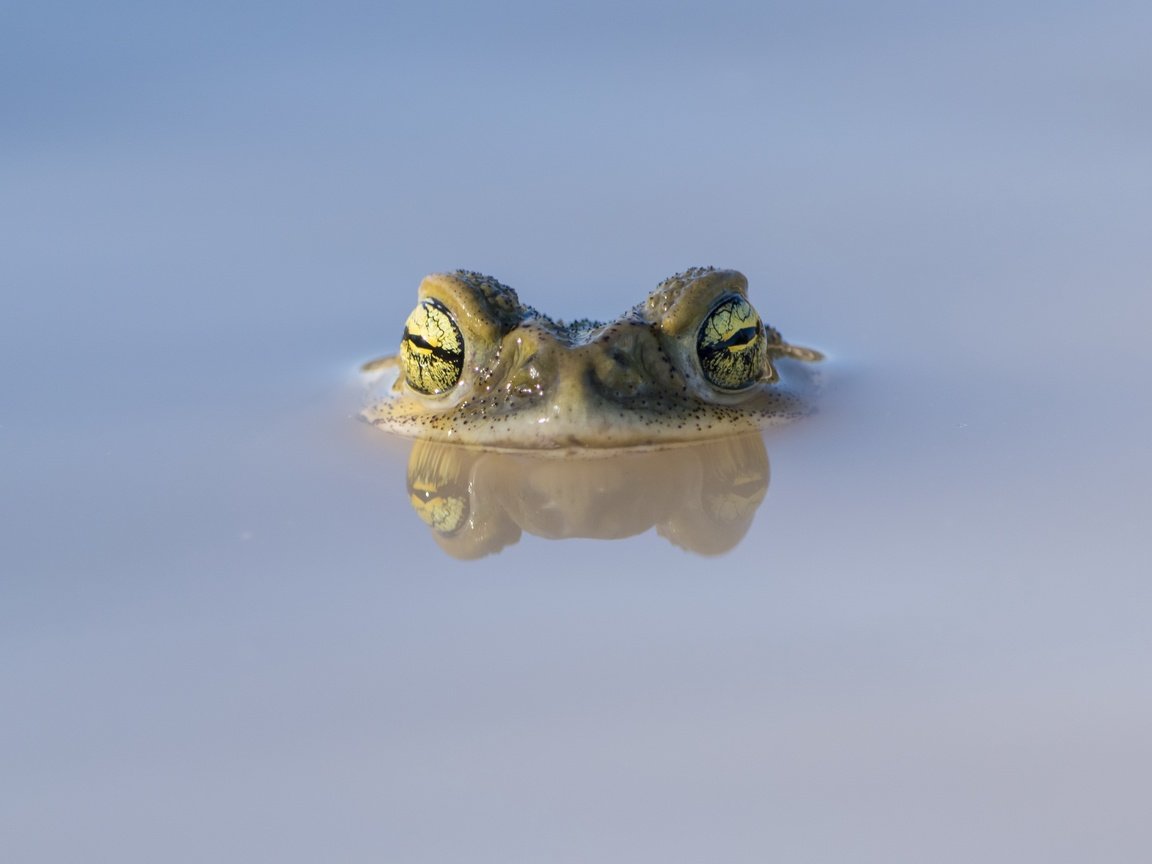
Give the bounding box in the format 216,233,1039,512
364,267,822,450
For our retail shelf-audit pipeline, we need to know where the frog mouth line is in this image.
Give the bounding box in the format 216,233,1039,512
363,352,822,450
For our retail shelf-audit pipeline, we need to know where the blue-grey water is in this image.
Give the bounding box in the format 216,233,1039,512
4,2,1151,862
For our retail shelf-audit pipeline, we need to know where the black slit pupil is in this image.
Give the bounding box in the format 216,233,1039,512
403,328,462,361
722,326,758,349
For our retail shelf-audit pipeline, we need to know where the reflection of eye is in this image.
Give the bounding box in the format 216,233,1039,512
401,299,465,395
696,296,766,391
408,480,469,535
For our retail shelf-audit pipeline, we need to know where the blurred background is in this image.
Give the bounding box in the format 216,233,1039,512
3,2,1151,861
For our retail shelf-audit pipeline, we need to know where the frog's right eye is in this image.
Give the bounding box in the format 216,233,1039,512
696,295,766,391
401,299,465,395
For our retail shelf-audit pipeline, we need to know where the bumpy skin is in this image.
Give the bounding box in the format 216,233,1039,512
363,267,821,450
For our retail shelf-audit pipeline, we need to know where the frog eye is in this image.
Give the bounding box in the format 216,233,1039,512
696,295,767,391
401,298,465,395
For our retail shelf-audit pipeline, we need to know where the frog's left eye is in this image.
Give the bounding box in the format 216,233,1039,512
696,295,767,391
401,298,465,395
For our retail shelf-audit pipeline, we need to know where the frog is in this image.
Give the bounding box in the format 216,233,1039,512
361,267,822,450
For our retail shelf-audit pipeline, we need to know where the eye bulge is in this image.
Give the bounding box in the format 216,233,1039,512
696,295,767,391
401,298,465,395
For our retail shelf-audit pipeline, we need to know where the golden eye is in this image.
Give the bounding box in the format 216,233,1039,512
400,299,465,395
696,296,766,391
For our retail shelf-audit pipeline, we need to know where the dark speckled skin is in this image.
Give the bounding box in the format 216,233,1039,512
363,268,821,450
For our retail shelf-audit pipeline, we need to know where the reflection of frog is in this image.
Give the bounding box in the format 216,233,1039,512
363,267,821,449
405,434,770,559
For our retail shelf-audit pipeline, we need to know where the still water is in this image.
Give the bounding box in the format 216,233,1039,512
4,2,1151,862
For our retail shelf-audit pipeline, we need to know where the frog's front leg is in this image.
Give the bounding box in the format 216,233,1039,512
361,354,400,375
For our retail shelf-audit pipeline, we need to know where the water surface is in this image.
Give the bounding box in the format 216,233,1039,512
4,2,1151,862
